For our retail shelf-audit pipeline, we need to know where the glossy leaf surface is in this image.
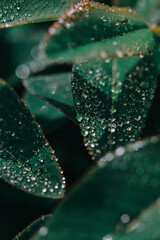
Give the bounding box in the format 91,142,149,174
24,93,67,134
46,28,154,63
106,200,160,240
14,215,50,240
30,136,160,240
24,73,77,124
44,1,147,63
0,0,79,28
0,80,65,198
72,56,156,159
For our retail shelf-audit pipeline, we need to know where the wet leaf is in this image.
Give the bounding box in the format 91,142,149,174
0,0,79,28
43,0,148,63
14,215,50,240
29,136,160,240
117,0,160,25
106,200,160,240
0,79,65,199
72,56,157,159
24,93,67,134
23,73,77,124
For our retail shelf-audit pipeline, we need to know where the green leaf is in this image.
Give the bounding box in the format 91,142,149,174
14,215,50,240
0,0,79,28
23,73,77,124
117,0,160,25
134,0,160,24
0,79,65,199
24,93,67,134
28,136,160,240
106,200,160,240
154,36,160,74
43,1,148,63
72,56,157,160
116,0,137,8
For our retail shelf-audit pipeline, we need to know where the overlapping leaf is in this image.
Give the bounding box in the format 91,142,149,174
14,215,50,240
43,0,148,63
106,200,160,240
0,79,65,198
0,0,79,28
72,56,157,159
117,0,160,24
27,136,160,240
24,73,77,124
24,93,67,134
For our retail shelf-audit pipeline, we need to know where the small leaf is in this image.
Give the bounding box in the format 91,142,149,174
14,215,50,240
43,0,147,63
28,136,160,240
24,93,67,134
0,79,65,199
23,73,77,124
105,200,160,240
0,0,79,28
72,56,157,159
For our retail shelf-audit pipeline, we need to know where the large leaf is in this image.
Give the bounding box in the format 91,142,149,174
29,136,160,240
43,1,148,63
14,215,50,240
0,0,79,28
0,79,65,199
24,93,67,134
72,56,157,159
23,73,77,124
106,200,160,240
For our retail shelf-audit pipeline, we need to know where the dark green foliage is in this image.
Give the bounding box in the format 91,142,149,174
0,80,64,199
27,136,160,240
72,56,156,159
1,0,160,240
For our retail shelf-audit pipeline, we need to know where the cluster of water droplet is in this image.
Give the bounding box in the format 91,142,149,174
72,56,156,160
0,82,65,197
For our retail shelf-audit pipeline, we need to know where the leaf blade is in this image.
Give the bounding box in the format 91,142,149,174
72,56,157,159
43,1,148,63
23,73,77,124
29,136,160,240
0,79,65,199
0,0,79,28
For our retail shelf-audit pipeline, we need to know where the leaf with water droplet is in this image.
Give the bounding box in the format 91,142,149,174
23,73,77,124
26,136,160,240
106,200,160,240
0,0,79,28
72,56,157,159
0,79,65,199
117,0,160,24
14,215,50,240
43,0,148,63
24,93,67,134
